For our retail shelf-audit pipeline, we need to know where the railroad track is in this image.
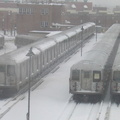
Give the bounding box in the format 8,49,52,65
0,93,25,119
108,102,120,120
57,101,100,120
57,98,113,120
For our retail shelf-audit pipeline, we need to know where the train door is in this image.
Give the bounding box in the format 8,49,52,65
81,70,92,90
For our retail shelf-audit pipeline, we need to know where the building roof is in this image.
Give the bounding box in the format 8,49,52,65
65,2,93,11
0,2,18,8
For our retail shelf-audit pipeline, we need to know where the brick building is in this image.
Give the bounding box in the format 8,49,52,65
1,1,120,35
0,2,18,35
65,1,93,11
17,3,67,34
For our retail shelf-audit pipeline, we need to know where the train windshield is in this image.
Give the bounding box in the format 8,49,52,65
113,71,120,82
72,70,80,80
93,71,101,82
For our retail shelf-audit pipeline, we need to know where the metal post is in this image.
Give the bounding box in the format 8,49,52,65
2,18,5,35
28,55,31,120
81,26,84,56
26,47,35,120
95,11,97,41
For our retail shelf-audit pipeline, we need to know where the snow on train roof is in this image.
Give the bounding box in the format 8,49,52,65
112,39,120,69
71,51,108,70
50,33,68,42
64,29,76,37
0,47,40,64
16,35,40,41
71,23,120,71
13,40,56,63
36,40,56,51
46,31,62,37
0,22,95,64
82,22,95,28
91,43,112,54
0,37,56,63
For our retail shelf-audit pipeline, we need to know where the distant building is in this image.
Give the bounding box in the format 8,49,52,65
113,6,120,12
93,6,107,12
65,1,93,11
0,2,18,35
17,3,67,34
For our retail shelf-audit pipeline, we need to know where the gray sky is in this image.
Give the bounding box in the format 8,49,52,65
89,0,120,7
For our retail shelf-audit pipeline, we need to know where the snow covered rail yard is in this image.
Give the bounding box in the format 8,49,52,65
0,34,106,120
110,103,120,120
59,102,100,120
95,101,112,120
0,94,25,119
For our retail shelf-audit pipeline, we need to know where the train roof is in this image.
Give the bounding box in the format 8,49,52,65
15,35,40,41
0,37,56,63
71,23,120,71
64,29,76,37
71,51,107,70
112,39,120,70
49,33,68,42
0,22,95,64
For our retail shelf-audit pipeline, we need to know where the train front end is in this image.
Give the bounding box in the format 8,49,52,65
0,57,17,94
69,61,104,101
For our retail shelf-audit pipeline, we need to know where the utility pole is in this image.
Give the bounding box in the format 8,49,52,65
81,26,84,56
26,47,35,120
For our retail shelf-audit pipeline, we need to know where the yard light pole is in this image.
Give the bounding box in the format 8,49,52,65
95,10,98,42
81,26,84,56
2,18,5,35
26,47,35,120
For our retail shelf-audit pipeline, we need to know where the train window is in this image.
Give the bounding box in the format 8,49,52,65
72,70,80,80
84,71,90,78
0,65,5,72
113,71,120,82
7,65,15,76
93,71,101,82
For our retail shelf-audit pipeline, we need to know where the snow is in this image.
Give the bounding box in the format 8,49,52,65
71,4,76,9
0,33,118,120
0,32,17,56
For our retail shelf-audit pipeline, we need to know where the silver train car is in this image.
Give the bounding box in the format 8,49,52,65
0,22,95,93
111,35,120,100
0,35,4,49
69,24,120,101
15,35,40,48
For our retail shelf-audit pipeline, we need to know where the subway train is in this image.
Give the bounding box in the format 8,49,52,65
111,35,120,101
15,35,40,48
0,22,95,93
0,34,4,49
69,24,120,101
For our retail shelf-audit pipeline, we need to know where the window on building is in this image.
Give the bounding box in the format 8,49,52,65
41,8,49,15
19,8,33,14
40,21,49,28
19,8,22,14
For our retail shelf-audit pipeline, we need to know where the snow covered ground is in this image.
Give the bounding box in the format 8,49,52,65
1,33,117,120
0,31,17,55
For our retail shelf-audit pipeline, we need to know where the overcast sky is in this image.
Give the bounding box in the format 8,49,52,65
89,0,119,7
